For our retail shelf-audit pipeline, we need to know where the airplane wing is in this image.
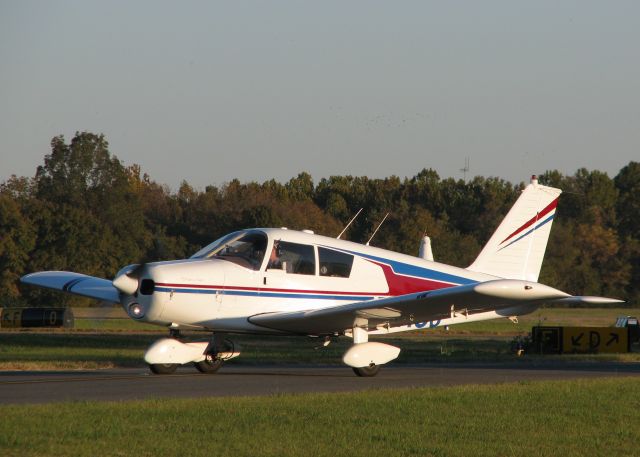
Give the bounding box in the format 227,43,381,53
248,279,623,335
21,271,121,304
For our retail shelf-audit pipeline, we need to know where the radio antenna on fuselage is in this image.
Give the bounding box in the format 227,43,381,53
336,208,363,240
366,212,390,246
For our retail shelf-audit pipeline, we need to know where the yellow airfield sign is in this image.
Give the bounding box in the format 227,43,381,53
562,326,629,353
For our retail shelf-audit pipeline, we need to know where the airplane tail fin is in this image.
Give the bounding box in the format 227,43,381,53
467,176,562,282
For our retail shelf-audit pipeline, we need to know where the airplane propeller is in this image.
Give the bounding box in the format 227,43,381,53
81,263,146,330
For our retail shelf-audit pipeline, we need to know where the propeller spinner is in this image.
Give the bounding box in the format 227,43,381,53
112,264,145,295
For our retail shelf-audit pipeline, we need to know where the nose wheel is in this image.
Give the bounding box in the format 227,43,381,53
149,363,178,375
145,331,239,375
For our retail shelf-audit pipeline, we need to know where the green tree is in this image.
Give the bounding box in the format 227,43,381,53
31,132,150,278
285,172,314,201
0,193,35,300
615,162,640,239
614,161,640,302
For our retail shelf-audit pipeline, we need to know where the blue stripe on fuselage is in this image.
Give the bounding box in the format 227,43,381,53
154,287,375,301
334,248,476,285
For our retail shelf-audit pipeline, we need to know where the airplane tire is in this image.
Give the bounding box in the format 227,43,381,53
194,358,223,374
149,363,178,375
352,364,380,377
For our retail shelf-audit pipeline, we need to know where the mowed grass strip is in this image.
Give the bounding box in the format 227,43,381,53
2,329,640,370
0,377,638,457
0,334,151,370
1,307,638,370
0,332,516,369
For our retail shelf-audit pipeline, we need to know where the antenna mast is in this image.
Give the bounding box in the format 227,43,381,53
336,208,363,240
366,212,390,246
460,157,470,182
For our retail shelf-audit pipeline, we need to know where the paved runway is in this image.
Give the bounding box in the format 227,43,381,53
1,363,639,405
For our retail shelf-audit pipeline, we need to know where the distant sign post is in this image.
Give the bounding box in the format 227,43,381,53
532,326,630,354
531,326,562,354
0,308,74,328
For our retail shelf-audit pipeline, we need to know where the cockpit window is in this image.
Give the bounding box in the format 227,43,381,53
190,231,267,271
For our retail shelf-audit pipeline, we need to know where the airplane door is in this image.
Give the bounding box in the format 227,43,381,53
262,241,317,310
218,265,262,318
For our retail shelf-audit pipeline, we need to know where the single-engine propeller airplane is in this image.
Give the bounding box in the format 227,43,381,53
22,176,622,376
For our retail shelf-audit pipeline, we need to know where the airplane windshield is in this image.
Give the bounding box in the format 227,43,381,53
190,231,268,271
190,232,243,259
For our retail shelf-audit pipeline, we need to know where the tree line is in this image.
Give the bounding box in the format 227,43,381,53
1,132,638,306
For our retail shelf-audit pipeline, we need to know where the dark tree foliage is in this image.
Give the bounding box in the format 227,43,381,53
1,132,638,306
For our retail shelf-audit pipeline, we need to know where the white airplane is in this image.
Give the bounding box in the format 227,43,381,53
21,176,622,376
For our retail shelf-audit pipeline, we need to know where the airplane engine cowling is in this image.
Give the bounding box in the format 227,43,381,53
342,342,401,368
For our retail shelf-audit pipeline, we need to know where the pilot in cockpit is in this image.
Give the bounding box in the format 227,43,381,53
267,241,283,270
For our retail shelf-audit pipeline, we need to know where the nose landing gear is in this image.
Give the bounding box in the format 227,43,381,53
145,331,240,375
149,363,179,375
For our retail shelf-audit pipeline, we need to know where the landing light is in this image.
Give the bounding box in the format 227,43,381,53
128,303,145,319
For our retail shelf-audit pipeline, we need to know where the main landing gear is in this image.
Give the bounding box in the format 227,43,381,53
352,364,381,377
342,324,400,377
145,331,239,375
194,355,224,374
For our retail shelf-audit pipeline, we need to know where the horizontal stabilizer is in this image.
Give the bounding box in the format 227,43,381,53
21,271,120,304
544,296,625,306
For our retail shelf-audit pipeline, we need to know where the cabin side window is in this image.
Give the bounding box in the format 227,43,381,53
268,241,315,275
318,247,354,278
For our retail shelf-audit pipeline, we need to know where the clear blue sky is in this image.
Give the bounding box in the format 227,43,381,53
1,1,638,189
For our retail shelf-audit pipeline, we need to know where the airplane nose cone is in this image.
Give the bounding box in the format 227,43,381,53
112,264,146,296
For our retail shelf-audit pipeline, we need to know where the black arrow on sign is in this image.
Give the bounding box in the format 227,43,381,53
606,333,619,346
571,333,584,346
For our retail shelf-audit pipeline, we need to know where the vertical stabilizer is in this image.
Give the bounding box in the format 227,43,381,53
467,176,562,282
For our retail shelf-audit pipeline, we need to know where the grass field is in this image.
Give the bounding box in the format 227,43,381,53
1,377,639,457
1,307,639,370
2,308,639,456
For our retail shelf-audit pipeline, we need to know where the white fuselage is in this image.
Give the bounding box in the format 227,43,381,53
131,228,526,334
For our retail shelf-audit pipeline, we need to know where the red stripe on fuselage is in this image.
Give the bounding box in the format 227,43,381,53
500,197,559,245
372,262,456,295
155,282,390,297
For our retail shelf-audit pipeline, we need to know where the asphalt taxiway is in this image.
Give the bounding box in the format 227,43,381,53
1,363,639,405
